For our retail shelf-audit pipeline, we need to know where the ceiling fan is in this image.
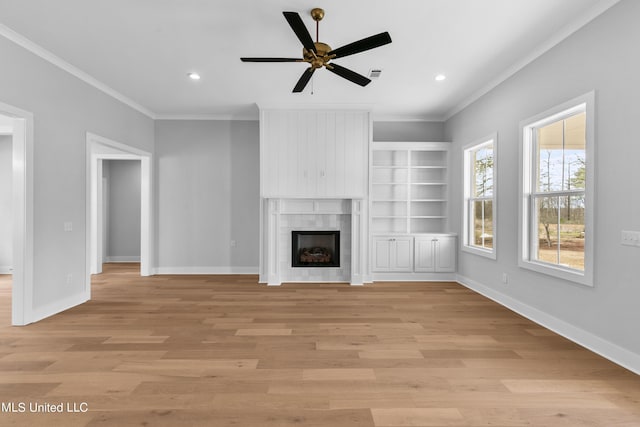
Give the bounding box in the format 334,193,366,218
240,8,392,93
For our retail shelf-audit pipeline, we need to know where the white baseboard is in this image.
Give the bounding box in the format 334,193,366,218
154,266,259,275
105,256,140,263
456,274,640,375
0,266,12,274
373,271,456,282
28,291,89,325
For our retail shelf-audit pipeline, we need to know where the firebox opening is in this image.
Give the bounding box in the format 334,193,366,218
291,230,340,268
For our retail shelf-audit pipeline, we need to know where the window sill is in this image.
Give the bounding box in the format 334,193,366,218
518,259,593,287
462,245,497,260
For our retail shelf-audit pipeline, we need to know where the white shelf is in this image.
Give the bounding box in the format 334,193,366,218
370,142,449,235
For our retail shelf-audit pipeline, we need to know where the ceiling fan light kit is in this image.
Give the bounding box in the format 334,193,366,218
241,8,392,93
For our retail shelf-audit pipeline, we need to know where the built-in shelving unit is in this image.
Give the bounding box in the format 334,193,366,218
370,142,449,234
369,142,456,281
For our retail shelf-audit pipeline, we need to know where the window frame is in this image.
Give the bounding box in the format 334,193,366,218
519,92,595,286
462,133,497,260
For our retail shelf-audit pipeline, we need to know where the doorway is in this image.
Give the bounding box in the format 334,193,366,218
0,102,34,326
86,133,152,297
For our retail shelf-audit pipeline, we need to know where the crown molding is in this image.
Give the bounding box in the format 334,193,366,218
0,23,156,119
256,102,374,112
444,0,621,121
372,113,445,122
154,113,258,121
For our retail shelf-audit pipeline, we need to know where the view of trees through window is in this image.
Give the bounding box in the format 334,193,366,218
533,112,586,270
470,143,494,250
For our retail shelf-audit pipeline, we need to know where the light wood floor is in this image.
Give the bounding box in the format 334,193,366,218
0,264,639,427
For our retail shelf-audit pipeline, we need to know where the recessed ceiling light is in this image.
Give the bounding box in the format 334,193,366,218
435,74,446,81
188,72,201,80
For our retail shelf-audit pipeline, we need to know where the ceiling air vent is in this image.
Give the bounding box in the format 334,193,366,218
368,69,383,79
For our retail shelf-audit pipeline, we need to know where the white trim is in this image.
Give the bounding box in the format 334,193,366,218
155,113,447,123
372,272,456,282
86,133,154,296
518,91,595,287
154,267,259,275
371,114,445,122
29,291,89,324
257,103,373,112
105,256,141,263
87,132,152,157
444,0,620,121
0,267,12,274
0,23,155,119
155,114,257,121
462,134,497,260
0,102,34,326
456,274,640,376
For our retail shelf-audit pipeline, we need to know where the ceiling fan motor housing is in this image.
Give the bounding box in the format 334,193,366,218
304,42,333,69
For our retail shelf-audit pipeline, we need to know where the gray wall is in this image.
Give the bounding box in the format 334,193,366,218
445,0,640,355
0,35,154,314
105,160,141,261
155,120,259,271
373,121,446,141
0,135,11,271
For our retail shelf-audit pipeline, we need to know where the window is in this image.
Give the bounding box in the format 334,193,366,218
463,134,496,259
520,92,594,286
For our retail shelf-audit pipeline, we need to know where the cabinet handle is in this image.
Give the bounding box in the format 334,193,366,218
320,170,325,178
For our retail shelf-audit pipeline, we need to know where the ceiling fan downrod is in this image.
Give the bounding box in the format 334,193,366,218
311,8,324,43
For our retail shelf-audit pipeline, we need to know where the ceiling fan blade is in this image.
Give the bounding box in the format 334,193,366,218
241,57,301,62
293,67,315,93
327,32,392,59
326,63,371,87
283,12,317,54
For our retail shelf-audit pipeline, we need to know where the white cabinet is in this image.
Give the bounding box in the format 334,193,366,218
371,234,457,276
415,235,456,273
260,109,370,198
372,236,413,272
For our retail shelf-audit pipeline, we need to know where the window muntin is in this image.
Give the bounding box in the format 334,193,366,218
463,137,496,258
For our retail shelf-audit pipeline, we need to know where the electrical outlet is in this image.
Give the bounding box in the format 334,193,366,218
66,273,73,286
64,222,73,232
621,230,640,247
502,273,508,284
230,240,237,247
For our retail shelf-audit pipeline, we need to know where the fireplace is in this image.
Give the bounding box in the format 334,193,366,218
291,230,340,268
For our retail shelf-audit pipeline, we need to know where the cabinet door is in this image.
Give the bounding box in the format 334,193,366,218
393,237,414,271
372,238,393,271
372,237,413,272
414,236,436,272
435,236,456,272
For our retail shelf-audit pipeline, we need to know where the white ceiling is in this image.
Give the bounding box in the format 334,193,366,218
0,0,619,121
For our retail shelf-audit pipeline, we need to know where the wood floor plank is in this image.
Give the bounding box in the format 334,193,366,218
0,266,639,426
371,407,464,426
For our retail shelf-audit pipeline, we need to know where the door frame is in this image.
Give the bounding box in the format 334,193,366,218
85,133,152,297
0,101,34,326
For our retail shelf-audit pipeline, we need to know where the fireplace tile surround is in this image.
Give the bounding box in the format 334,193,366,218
260,198,367,286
